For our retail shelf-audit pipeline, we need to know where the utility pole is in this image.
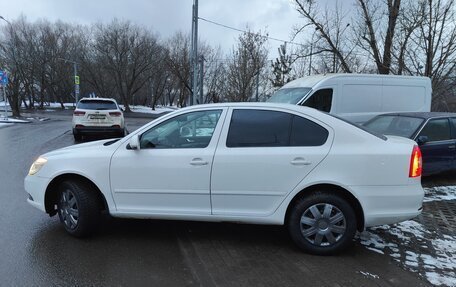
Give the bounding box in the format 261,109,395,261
190,0,199,105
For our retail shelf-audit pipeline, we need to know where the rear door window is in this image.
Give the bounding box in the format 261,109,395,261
226,110,292,147
302,88,333,112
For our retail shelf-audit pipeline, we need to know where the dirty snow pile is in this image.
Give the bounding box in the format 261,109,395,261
424,186,456,202
359,185,456,286
360,221,456,286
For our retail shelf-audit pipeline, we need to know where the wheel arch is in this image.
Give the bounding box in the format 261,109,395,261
44,173,108,216
285,183,365,231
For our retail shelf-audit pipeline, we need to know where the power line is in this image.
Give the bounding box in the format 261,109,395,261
198,16,306,48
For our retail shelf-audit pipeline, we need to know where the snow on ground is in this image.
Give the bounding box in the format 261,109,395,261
0,117,29,123
0,123,12,127
359,186,456,286
424,186,456,202
126,105,177,114
0,101,177,115
360,221,456,286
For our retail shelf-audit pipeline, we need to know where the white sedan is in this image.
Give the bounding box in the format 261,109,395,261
25,103,424,255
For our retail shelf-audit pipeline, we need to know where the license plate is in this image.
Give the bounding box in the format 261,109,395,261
89,115,106,120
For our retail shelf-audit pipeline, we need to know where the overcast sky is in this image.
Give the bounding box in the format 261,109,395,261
1,0,305,58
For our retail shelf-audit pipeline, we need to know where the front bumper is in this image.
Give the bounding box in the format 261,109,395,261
24,175,49,213
351,184,424,227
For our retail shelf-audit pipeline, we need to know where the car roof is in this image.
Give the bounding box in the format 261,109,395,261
375,112,456,120
79,97,117,102
281,73,430,89
181,102,318,114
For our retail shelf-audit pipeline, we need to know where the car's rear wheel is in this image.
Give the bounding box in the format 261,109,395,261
288,191,357,255
57,180,100,237
73,134,82,142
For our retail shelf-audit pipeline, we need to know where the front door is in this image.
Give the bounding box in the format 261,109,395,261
417,118,454,175
110,109,225,215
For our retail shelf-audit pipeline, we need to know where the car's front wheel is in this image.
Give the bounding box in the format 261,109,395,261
288,191,357,255
57,180,100,237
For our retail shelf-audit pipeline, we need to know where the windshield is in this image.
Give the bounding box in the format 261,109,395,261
267,88,312,104
363,115,424,138
77,100,118,110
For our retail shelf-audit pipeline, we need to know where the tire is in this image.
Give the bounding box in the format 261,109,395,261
73,134,82,142
287,191,357,255
57,180,101,237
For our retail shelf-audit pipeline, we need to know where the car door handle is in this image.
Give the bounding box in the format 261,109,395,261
449,145,456,149
290,157,312,166
190,158,208,166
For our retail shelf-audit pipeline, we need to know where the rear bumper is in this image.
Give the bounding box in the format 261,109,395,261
73,126,124,135
350,184,424,227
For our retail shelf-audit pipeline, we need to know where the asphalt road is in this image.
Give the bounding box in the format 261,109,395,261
0,114,430,286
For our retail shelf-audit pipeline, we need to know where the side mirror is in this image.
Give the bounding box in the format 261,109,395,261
128,135,140,150
417,135,429,145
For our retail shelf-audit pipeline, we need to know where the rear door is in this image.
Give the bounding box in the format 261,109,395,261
210,108,333,216
416,118,454,174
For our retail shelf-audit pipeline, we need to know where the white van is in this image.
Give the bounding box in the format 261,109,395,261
267,74,432,123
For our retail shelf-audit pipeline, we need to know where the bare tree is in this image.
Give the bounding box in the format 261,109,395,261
225,29,269,102
355,0,402,74
294,0,353,73
92,19,161,112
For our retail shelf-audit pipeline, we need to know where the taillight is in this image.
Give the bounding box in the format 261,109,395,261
73,110,85,116
409,145,422,177
109,112,122,117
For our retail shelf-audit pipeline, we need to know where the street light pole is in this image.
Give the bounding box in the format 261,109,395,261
0,15,11,119
57,58,79,106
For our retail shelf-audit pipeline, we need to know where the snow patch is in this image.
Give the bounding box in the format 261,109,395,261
127,105,177,115
424,186,456,202
359,271,380,279
361,220,456,286
0,118,29,123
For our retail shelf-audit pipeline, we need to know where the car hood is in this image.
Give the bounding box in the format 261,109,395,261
43,139,120,158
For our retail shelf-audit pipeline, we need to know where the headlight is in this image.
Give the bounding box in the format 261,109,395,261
29,157,47,175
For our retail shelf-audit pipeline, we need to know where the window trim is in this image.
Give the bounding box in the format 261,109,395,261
225,108,329,148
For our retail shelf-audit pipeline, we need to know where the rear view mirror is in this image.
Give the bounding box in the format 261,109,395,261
128,135,140,150
417,135,429,145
